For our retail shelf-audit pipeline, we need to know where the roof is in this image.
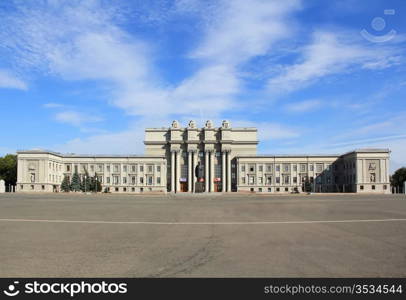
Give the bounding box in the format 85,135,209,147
17,150,165,159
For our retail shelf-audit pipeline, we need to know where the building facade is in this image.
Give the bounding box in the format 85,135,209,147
17,120,391,194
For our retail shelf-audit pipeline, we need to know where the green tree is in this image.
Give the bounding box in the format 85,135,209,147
70,171,81,192
0,154,17,187
61,175,71,192
391,167,406,193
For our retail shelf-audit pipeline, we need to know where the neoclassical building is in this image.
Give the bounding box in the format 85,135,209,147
17,120,391,194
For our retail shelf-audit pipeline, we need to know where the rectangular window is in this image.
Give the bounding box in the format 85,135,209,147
114,165,119,172
106,177,110,184
131,165,136,172
147,176,153,185
215,165,222,178
241,165,245,172
140,177,144,184
241,177,246,184
293,165,297,172
360,185,364,190
372,185,376,190
268,188,271,192
316,164,323,172
384,185,387,190
140,165,144,172
309,164,314,171
266,164,272,172
249,176,255,185
148,165,153,173
283,164,289,172
293,177,297,184
284,175,290,184
98,164,103,172
249,165,255,172
266,176,272,185
157,166,161,172
66,164,71,172
300,164,306,172
157,177,161,184
123,165,127,172
258,165,263,172
123,177,127,184
131,176,136,185
74,165,78,173
106,165,110,172
113,176,119,185
276,177,280,184
276,165,280,172
258,177,263,184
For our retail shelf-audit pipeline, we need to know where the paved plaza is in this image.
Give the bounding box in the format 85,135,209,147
0,193,405,277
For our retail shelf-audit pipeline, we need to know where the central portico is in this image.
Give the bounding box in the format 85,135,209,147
144,120,258,192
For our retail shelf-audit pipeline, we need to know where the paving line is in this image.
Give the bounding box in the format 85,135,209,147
0,218,406,225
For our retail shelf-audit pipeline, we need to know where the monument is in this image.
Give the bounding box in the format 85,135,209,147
0,179,5,193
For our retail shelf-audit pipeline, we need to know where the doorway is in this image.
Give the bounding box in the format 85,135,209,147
180,182,188,192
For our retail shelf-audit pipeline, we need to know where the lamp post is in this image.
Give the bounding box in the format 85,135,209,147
95,176,98,193
84,175,87,193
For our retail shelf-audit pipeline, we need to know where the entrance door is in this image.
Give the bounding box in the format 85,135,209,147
214,183,221,192
180,182,188,192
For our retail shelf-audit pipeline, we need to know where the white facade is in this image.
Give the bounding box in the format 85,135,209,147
17,120,391,194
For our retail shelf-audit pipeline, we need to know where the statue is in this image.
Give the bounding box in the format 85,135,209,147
171,120,180,129
205,120,213,128
370,173,376,183
30,173,35,183
222,120,230,128
188,120,196,128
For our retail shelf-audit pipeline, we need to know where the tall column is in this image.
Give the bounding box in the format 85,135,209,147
176,150,181,193
210,150,215,193
222,151,226,192
227,150,232,192
205,151,209,192
171,151,175,192
192,150,196,193
188,151,192,192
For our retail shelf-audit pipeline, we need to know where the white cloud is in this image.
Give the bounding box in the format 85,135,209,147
284,99,322,112
268,31,402,92
43,103,66,108
233,120,300,140
54,111,103,127
0,69,27,90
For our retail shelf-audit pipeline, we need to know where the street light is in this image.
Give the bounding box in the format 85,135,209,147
84,175,87,193
95,176,98,193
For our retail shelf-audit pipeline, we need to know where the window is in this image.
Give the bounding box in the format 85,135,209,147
285,187,288,192
309,164,314,171
123,177,127,184
215,165,222,178
241,177,246,184
250,188,254,192
259,165,263,172
140,165,144,172
31,185,34,190
114,165,119,172
248,176,255,185
241,165,245,172
123,165,127,172
199,151,204,157
49,162,51,169
140,177,144,184
115,187,119,192
276,187,280,192
131,176,136,185
249,165,255,172
293,177,297,184
106,165,110,172
266,176,272,185
157,166,161,172
360,185,364,190
284,175,290,185
266,164,272,172
131,187,135,192
276,165,280,172
258,177,263,184
384,185,387,190
258,188,262,192
276,177,280,184
372,185,376,190
106,177,110,184
148,165,153,173
157,177,161,184
131,165,136,172
147,176,153,185
66,164,71,172
90,165,94,172
293,165,297,172
42,185,45,190
316,164,323,172
300,164,306,172
75,165,78,173
113,176,119,185
20,185,23,190
98,164,103,172
283,164,289,172
123,187,127,192
268,188,272,192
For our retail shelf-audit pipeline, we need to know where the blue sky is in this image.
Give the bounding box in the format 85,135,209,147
0,0,405,172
